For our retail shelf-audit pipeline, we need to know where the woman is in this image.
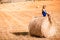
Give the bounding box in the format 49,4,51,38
42,5,47,17
42,5,52,23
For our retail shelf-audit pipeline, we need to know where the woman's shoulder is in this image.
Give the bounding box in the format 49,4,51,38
43,9,46,11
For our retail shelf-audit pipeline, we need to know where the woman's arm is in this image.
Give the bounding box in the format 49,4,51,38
47,13,52,23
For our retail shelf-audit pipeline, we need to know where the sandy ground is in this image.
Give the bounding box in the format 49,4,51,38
0,1,60,40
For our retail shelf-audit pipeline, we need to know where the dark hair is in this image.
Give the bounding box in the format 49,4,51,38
43,5,46,9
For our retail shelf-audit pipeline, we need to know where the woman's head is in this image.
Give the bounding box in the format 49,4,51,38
43,5,46,9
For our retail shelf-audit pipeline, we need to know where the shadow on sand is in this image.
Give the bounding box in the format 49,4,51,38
11,32,45,38
11,32,28,36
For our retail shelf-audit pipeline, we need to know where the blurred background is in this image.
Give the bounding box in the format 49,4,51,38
0,0,59,4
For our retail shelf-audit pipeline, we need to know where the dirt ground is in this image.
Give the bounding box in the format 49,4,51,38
0,1,60,40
